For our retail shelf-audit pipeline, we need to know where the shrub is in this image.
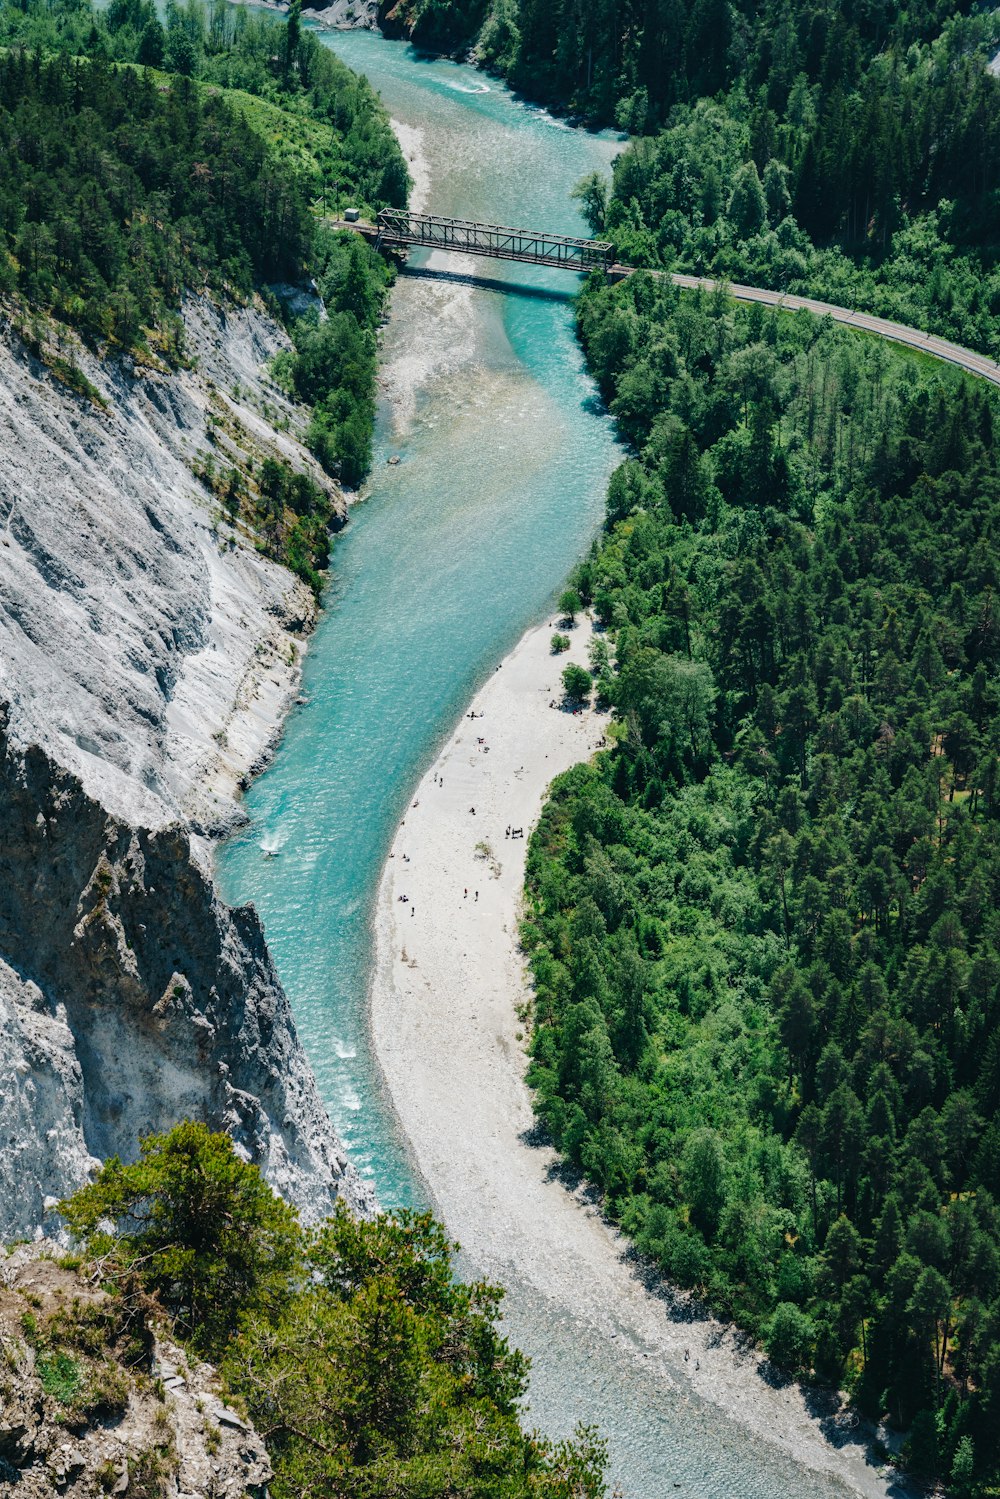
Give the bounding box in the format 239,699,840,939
561,663,592,702
559,587,582,622
38,1352,83,1404
765,1302,813,1373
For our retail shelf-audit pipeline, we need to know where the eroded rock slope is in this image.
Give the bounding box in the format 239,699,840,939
0,299,369,1236
0,299,340,838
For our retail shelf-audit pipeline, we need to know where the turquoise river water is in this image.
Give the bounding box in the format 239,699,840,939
217,29,891,1499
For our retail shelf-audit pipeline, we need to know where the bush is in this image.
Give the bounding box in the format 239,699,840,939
551,632,571,653
561,662,592,702
38,1351,83,1404
765,1302,813,1373
559,587,582,623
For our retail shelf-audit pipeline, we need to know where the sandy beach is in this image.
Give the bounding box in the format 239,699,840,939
371,613,908,1499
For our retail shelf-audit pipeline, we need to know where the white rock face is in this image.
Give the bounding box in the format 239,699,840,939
0,962,100,1236
0,298,338,838
0,300,371,1235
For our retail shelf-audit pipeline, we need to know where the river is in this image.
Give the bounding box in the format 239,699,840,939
217,28,897,1499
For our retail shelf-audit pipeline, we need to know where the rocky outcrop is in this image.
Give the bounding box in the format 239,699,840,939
0,713,371,1235
0,1245,271,1496
374,0,410,37
304,0,379,28
0,297,342,841
375,0,485,50
0,297,369,1237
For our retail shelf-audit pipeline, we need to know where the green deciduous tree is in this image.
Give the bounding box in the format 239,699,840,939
681,1128,726,1238
559,588,583,623
562,662,592,702
766,1302,814,1371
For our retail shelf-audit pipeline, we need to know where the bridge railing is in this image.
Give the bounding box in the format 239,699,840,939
375,209,615,273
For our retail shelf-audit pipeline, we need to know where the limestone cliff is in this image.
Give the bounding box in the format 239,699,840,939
0,298,371,1237
0,298,341,840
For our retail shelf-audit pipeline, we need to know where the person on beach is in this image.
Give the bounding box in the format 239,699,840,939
464,888,468,899
475,891,479,901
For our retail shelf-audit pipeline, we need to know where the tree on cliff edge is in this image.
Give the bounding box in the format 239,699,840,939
61,1121,300,1359
61,1124,609,1498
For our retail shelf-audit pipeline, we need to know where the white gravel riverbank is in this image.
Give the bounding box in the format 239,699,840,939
370,612,912,1499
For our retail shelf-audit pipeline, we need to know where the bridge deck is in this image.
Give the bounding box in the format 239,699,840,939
374,209,615,273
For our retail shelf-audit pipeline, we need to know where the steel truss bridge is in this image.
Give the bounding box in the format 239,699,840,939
370,209,616,274
329,210,1000,388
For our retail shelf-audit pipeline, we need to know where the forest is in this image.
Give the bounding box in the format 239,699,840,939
0,51,311,344
522,270,1000,1489
48,1122,607,1497
0,0,405,572
571,18,1000,361
385,0,1000,358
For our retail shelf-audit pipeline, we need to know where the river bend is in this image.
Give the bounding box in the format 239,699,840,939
218,30,902,1498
